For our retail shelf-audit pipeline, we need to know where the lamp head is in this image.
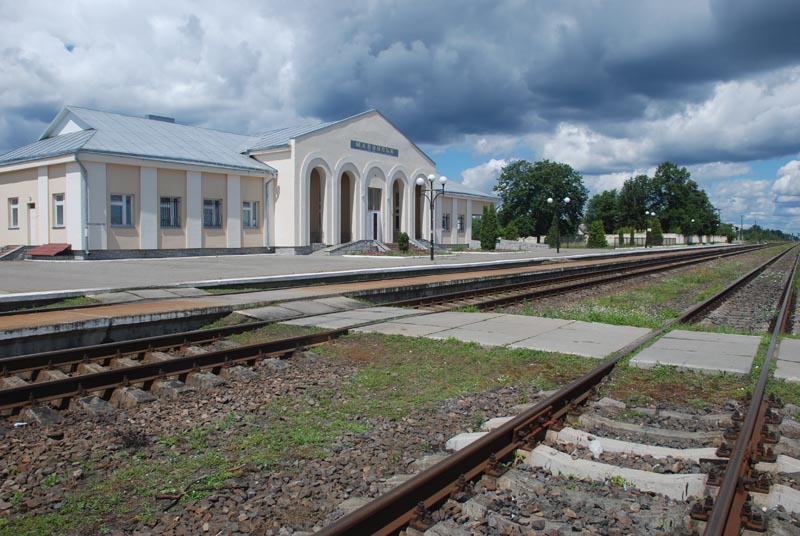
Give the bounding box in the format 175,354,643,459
547,197,554,204
427,173,436,182
439,175,447,186
416,177,425,186
564,197,570,204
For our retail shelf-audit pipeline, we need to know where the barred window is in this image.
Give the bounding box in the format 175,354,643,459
160,197,181,228
203,199,223,228
442,212,451,231
242,201,259,229
457,214,465,232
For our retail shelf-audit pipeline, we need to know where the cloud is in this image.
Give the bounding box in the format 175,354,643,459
460,158,511,193
688,162,751,180
772,160,800,197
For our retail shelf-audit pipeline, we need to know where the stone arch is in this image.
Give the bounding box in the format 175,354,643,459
389,171,409,243
299,155,332,246
363,165,386,241
335,161,360,243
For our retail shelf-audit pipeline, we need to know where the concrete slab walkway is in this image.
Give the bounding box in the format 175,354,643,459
776,338,800,382
629,329,761,376
284,307,651,359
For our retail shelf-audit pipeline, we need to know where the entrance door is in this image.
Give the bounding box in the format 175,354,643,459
27,204,38,245
368,211,382,241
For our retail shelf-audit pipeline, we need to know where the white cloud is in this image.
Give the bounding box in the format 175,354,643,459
688,162,751,180
583,168,656,195
772,160,800,196
460,158,511,193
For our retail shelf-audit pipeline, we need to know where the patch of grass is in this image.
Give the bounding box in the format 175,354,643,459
455,305,481,313
203,287,262,295
321,333,597,418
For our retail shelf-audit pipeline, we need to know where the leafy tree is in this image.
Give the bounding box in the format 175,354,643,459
584,190,618,233
494,159,588,239
586,220,608,248
718,223,736,243
480,204,499,250
502,220,519,240
545,222,559,248
617,174,653,230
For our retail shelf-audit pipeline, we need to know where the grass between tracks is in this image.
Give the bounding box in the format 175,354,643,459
505,245,788,328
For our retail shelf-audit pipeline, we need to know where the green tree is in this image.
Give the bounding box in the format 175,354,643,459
502,220,519,240
586,220,608,248
494,159,588,239
617,174,653,230
480,204,499,250
647,217,664,246
584,189,618,233
397,231,409,252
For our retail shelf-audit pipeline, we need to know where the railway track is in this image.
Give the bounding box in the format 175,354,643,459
314,246,800,535
0,245,761,414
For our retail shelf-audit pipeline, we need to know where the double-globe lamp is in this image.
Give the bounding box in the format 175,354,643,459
416,174,447,260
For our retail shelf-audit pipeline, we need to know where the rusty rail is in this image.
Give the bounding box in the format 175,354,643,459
0,329,348,411
697,250,798,535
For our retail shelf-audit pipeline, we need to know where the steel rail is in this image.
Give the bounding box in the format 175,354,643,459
313,245,792,536
0,246,754,376
0,329,348,411
702,250,799,535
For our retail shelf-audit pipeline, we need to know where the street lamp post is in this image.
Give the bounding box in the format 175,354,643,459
644,210,657,247
416,174,447,260
690,218,695,245
546,196,570,253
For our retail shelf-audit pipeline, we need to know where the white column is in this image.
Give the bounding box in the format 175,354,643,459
65,162,84,249
450,197,458,244
139,167,157,249
186,171,202,248
466,199,473,244
226,174,241,248
264,179,273,247
37,166,49,244
84,162,107,249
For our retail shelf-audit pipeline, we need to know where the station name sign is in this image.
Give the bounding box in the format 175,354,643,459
351,140,398,157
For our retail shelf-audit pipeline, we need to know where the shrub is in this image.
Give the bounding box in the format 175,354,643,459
397,231,410,252
586,220,608,248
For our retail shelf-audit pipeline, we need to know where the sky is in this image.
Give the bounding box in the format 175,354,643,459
2,0,800,234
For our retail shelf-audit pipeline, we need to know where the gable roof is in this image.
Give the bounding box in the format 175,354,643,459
245,109,435,166
0,106,276,173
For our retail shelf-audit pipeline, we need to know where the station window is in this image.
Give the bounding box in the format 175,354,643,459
242,200,259,229
53,193,65,228
160,197,181,228
368,188,381,211
457,214,464,233
442,212,451,231
8,198,19,229
110,194,134,227
203,199,223,228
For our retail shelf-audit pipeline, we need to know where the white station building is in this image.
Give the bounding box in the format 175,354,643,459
0,107,496,256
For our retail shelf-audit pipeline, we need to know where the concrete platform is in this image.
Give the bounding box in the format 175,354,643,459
629,329,761,375
776,338,800,383
294,309,653,359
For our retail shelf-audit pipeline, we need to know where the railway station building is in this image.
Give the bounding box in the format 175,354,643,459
0,107,496,256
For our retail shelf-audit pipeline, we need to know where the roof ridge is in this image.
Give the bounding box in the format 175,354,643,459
66,105,259,140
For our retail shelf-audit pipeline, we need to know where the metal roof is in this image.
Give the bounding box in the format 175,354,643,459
246,121,338,152
443,180,499,201
0,130,96,166
0,106,276,173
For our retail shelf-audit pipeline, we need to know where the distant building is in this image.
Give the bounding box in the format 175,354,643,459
0,107,497,255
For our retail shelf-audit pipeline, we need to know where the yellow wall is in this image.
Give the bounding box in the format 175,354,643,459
0,168,37,245
201,172,226,247
106,164,140,250
48,164,67,244
157,169,186,249
241,177,263,247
